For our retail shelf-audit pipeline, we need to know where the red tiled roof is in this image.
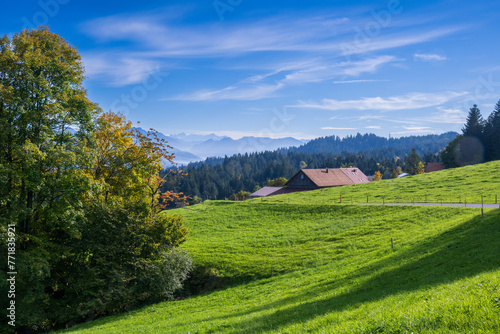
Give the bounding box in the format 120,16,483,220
338,168,371,184
425,162,444,173
297,168,370,188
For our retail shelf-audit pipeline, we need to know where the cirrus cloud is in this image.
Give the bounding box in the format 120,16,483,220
290,91,468,111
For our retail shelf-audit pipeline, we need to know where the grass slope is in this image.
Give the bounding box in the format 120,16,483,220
258,160,500,205
62,203,500,333
61,162,500,333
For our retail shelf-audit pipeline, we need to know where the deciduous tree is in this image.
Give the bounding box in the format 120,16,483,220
0,27,191,332
266,177,288,186
415,161,425,174
0,26,100,329
390,169,399,179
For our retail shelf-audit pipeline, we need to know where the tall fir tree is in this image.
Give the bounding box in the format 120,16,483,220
462,104,484,139
484,100,500,161
405,148,422,175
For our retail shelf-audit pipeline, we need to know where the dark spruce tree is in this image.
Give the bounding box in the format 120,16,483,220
405,148,422,175
457,104,485,165
484,100,500,161
462,104,484,139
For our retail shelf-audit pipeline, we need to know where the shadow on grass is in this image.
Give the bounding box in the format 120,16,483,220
62,210,500,333
224,209,500,333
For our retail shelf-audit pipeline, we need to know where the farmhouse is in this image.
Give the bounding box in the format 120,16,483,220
286,168,370,189
425,162,444,173
250,168,370,198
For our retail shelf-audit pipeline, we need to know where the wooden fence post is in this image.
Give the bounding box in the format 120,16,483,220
482,195,484,219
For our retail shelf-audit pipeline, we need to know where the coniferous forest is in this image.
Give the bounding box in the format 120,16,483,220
161,132,457,201
163,104,500,202
441,102,500,168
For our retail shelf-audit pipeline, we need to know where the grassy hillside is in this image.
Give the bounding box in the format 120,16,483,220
258,160,500,205
60,162,500,333
61,201,500,333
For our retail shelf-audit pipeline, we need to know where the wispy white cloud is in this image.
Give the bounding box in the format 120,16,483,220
414,53,447,62
173,129,315,140
332,79,389,84
290,91,468,111
340,27,462,55
168,83,284,101
321,127,358,130
357,115,386,120
81,9,463,59
81,12,354,57
82,53,164,86
169,56,398,101
423,107,466,124
79,6,466,111
391,126,434,135
284,56,400,83
365,125,382,129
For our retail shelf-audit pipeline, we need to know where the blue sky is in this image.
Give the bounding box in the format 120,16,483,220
2,0,500,139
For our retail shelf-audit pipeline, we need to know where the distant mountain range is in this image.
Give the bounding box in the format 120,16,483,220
134,128,307,165
292,132,459,156
134,129,460,165
161,131,460,200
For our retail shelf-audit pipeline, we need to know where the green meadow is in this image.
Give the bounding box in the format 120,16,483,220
258,160,500,205
60,162,500,333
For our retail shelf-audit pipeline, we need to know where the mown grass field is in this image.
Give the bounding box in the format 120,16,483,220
61,203,500,333
258,160,500,205
60,162,500,333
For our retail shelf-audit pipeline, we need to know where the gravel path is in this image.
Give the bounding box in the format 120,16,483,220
339,202,500,209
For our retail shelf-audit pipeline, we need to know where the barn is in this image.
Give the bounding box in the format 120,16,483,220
249,168,370,198
286,168,371,189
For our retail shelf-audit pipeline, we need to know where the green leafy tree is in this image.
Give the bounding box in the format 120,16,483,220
0,27,191,331
266,177,288,186
230,190,251,201
189,195,203,205
0,27,101,329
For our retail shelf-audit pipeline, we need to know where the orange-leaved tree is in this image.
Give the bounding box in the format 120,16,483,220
92,111,177,209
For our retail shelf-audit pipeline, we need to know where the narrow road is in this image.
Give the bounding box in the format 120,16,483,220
339,202,500,209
